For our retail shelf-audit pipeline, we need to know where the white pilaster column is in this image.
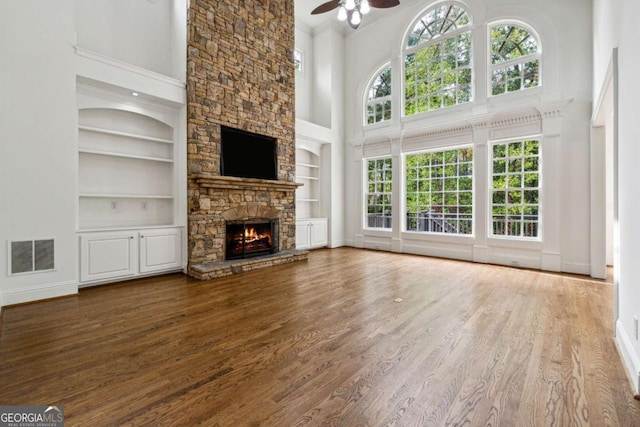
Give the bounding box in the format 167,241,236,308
471,119,490,263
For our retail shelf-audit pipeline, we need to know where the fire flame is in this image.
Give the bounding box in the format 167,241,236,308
244,227,271,244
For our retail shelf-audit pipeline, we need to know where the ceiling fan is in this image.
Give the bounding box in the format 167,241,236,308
311,0,400,29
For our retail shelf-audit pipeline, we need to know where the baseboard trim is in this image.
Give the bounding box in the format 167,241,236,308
616,319,640,396
561,261,591,276
2,280,78,307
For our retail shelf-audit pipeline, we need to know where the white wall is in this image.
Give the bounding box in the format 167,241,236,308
0,0,79,304
75,0,186,80
0,0,187,308
295,24,314,122
592,0,620,101
593,0,640,396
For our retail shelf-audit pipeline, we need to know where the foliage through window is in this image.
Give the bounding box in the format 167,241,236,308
491,140,540,238
366,66,392,125
490,24,540,96
405,148,473,234
366,158,393,229
404,4,472,116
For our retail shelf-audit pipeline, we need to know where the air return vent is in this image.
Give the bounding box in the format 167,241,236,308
8,239,54,275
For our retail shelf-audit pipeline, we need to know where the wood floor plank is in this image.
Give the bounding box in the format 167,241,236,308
0,248,638,426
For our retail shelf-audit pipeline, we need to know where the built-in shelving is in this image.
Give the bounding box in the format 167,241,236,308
295,148,322,219
296,162,319,169
79,125,174,144
79,193,174,199
296,175,319,181
78,149,174,163
77,102,177,231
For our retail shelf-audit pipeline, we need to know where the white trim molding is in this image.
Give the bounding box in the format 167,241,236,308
2,281,78,307
616,319,640,396
75,47,185,89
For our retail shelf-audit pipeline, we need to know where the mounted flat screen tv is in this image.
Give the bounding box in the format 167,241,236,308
220,126,278,181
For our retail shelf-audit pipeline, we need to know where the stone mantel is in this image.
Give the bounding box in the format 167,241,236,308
192,175,303,192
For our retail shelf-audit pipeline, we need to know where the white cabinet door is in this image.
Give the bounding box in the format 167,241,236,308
296,221,311,250
139,228,182,273
310,219,328,248
296,218,328,250
80,232,136,282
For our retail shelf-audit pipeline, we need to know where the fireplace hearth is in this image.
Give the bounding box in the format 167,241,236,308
226,218,278,260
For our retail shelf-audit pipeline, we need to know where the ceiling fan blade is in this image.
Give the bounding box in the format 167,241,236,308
311,0,340,15
369,0,400,9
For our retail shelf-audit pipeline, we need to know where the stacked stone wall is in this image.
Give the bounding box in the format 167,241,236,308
187,0,296,266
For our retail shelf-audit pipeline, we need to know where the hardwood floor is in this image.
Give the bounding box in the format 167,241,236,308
1,248,639,426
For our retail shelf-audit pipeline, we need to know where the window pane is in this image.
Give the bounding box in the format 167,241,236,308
489,24,540,96
491,140,540,238
405,147,473,235
366,66,392,125
407,5,471,48
405,29,473,116
365,158,393,229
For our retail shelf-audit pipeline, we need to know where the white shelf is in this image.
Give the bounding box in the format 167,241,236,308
79,125,174,144
79,193,174,199
79,149,173,163
296,175,319,181
296,162,320,169
297,198,319,202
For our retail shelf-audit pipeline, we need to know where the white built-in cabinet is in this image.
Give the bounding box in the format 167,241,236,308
76,81,185,285
80,228,182,283
296,218,328,250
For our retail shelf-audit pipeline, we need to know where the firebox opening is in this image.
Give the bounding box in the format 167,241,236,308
225,218,279,260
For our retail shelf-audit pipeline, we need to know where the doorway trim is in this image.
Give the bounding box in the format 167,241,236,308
590,48,618,325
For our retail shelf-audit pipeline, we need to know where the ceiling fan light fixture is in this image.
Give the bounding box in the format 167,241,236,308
345,0,356,11
351,9,361,25
360,0,371,14
337,5,348,21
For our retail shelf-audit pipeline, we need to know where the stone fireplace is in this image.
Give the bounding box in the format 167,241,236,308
186,0,306,281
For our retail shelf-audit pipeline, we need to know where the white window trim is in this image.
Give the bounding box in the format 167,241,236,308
364,63,393,127
487,22,542,97
402,144,475,236
402,17,474,117
488,136,543,242
294,48,304,74
363,156,393,231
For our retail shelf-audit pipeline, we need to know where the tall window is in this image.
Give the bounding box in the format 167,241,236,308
491,140,540,238
404,4,472,116
294,48,303,73
366,158,393,229
490,24,540,96
366,66,392,125
405,148,473,234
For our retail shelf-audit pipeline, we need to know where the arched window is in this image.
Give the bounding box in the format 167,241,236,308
365,66,392,125
489,23,541,96
404,3,472,116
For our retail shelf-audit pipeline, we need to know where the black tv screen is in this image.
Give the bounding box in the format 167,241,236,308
220,126,278,181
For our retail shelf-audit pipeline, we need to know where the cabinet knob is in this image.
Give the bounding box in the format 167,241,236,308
140,235,145,238
130,236,134,239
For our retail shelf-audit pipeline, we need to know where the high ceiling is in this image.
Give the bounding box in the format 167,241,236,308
295,0,411,31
